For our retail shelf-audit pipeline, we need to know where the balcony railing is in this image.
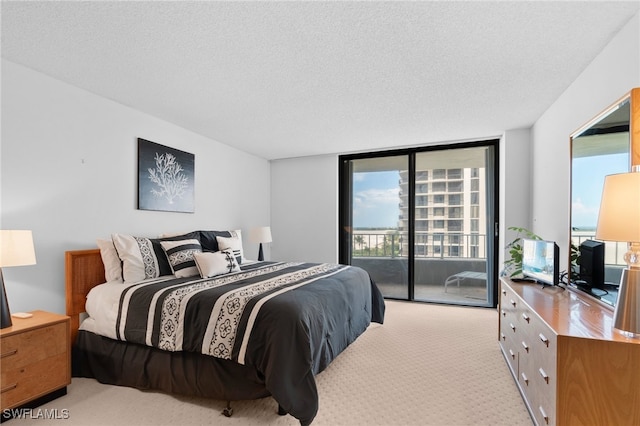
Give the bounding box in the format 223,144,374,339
571,232,628,266
352,232,486,259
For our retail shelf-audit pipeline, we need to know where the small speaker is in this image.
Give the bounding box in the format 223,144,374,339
580,240,605,289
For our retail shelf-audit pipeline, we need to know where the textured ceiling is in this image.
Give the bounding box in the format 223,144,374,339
2,1,639,160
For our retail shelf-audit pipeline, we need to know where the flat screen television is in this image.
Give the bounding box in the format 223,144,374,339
521,238,560,287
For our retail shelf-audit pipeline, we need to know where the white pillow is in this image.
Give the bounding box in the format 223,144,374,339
160,239,202,278
216,229,244,264
194,250,240,278
111,233,171,283
96,238,122,282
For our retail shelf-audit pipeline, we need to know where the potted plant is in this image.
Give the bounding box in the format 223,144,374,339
503,226,541,278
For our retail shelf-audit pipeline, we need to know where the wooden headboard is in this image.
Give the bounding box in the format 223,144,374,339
65,249,105,343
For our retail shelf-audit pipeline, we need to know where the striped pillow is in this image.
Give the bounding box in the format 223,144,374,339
160,239,202,278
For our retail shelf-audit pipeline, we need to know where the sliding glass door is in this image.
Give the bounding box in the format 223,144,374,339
340,154,410,299
339,141,498,307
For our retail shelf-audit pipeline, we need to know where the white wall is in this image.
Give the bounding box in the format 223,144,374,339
531,12,640,269
499,128,532,268
270,154,338,263
1,60,271,315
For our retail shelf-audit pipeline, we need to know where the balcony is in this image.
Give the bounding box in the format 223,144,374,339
351,232,488,304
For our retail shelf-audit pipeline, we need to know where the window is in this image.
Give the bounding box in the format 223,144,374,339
448,169,462,179
434,207,445,217
449,207,462,218
448,220,462,232
416,171,428,181
448,181,463,192
416,221,428,231
432,182,446,192
433,169,446,179
433,194,445,204
448,194,461,205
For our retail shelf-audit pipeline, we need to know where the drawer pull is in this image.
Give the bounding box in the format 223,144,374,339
501,309,506,317
522,313,530,323
501,332,506,341
539,406,549,424
521,341,529,353
1,349,17,358
509,349,516,360
521,372,529,386
502,289,507,296
510,299,516,307
539,368,549,384
510,323,516,332
539,333,549,347
1,383,17,393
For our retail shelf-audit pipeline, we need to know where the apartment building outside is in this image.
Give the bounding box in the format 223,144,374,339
398,166,487,260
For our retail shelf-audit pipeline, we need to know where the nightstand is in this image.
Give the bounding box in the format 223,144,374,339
0,310,71,412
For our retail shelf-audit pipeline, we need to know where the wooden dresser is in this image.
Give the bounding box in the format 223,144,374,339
0,311,71,411
499,278,640,426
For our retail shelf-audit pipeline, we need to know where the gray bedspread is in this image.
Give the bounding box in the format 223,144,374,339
112,261,385,425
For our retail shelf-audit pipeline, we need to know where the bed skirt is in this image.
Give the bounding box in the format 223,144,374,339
72,330,271,403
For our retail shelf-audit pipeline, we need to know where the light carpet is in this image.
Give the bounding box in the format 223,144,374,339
11,300,531,425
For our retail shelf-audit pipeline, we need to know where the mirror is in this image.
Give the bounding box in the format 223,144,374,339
569,88,639,306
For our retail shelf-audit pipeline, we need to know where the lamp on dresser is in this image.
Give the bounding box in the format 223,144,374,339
249,226,272,261
595,167,640,337
0,230,37,329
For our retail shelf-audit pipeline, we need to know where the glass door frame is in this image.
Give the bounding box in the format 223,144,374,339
338,139,500,308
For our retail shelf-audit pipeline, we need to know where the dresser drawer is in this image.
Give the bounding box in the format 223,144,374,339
518,310,557,426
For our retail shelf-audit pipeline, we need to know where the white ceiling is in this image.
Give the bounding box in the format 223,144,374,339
2,1,639,160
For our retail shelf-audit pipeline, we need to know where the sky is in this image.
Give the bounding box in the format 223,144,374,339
353,151,629,231
353,171,401,228
571,152,629,230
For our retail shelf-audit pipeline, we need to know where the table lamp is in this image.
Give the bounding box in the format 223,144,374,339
595,168,640,337
0,230,37,329
249,226,272,261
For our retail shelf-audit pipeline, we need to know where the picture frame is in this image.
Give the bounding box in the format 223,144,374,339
137,138,195,213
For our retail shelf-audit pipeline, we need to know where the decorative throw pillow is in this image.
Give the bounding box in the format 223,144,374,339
215,230,244,264
197,230,232,252
112,233,173,283
96,238,123,282
193,250,240,278
160,239,202,278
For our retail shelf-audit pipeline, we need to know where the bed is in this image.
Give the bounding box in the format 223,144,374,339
66,232,385,426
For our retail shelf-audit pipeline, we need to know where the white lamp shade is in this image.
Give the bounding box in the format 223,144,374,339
595,172,640,243
0,230,37,267
249,226,272,243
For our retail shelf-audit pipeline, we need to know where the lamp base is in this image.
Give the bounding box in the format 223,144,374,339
1,268,13,329
257,243,264,262
613,267,640,338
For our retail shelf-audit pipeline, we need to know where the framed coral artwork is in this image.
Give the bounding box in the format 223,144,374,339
137,138,195,213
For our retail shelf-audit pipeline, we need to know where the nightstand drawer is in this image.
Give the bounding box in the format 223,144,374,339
1,352,69,409
0,312,70,411
1,322,67,370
